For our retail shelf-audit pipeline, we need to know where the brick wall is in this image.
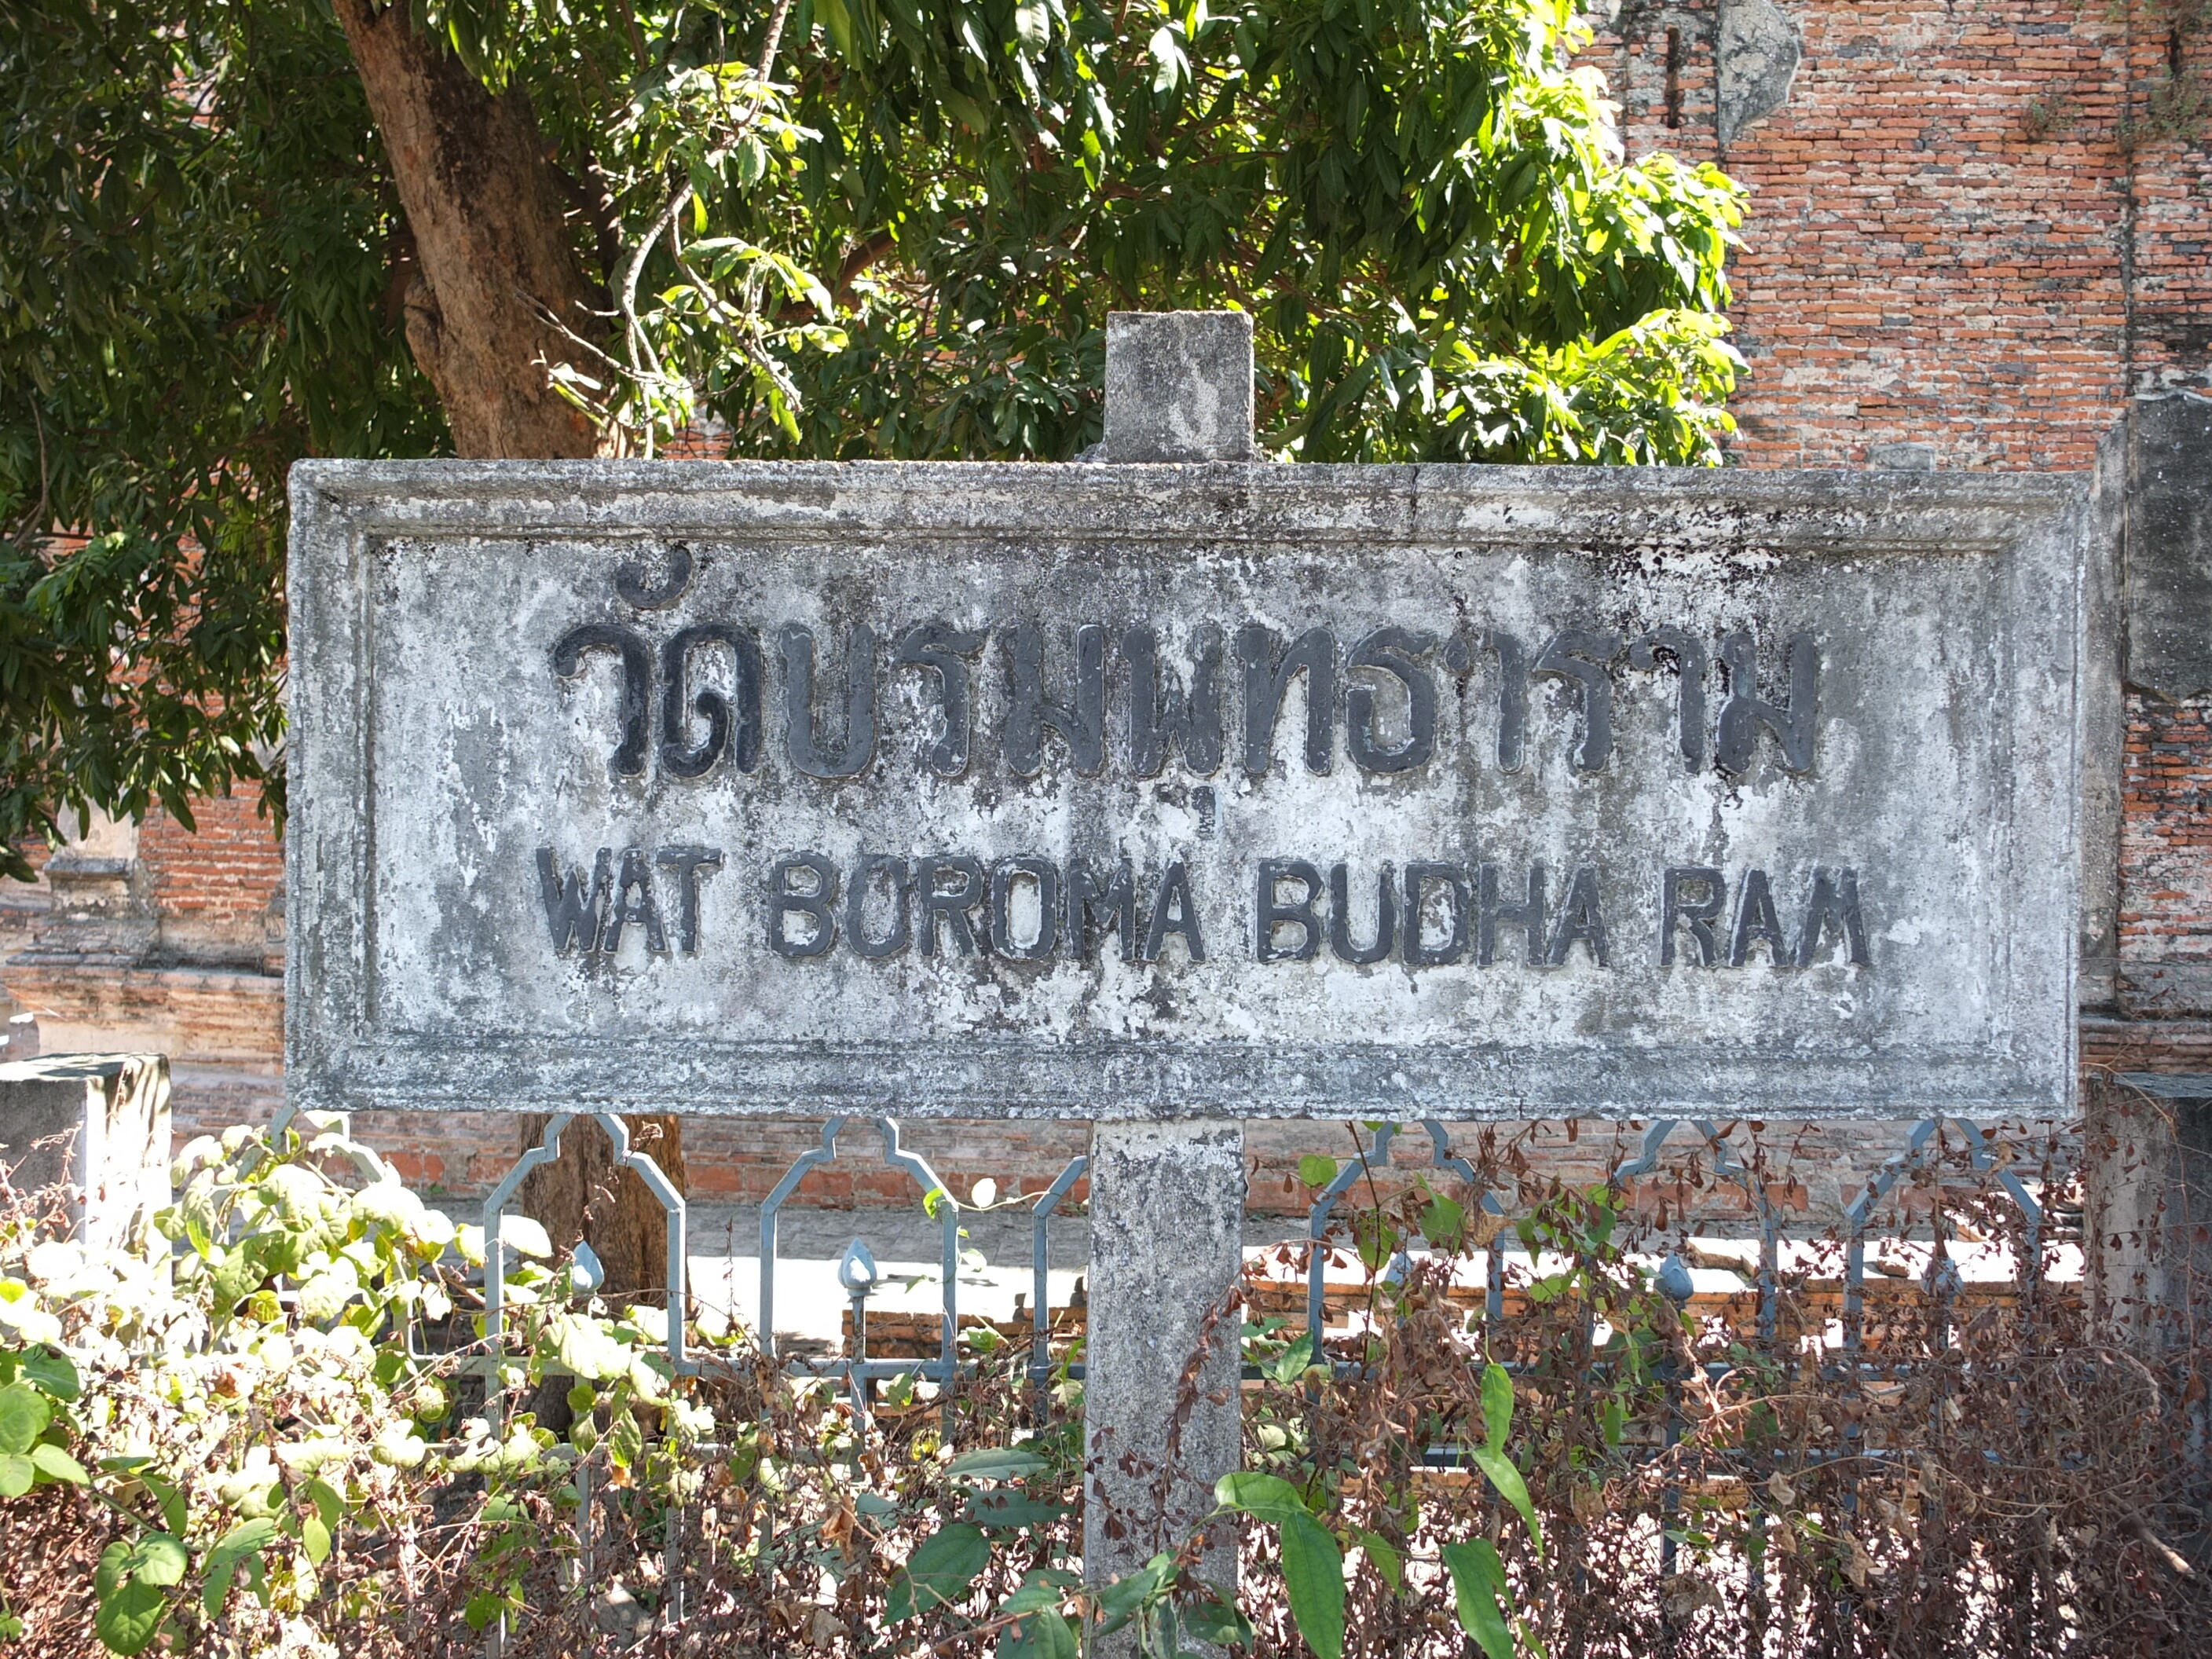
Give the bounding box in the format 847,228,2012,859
43,0,2212,1211
1584,0,2210,466
138,786,285,966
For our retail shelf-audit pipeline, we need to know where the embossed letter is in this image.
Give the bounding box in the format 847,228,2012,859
1533,631,1624,774
1256,859,1324,963
1796,867,1872,967
894,624,987,778
1126,625,1225,777
551,624,652,778
656,846,723,954
1716,630,1817,776
782,623,877,778
1660,866,1725,966
661,624,763,779
1346,629,1438,774
1005,624,1106,776
1402,862,1471,967
1728,868,1791,966
1328,862,1397,965
768,853,838,958
1237,626,1335,776
1629,629,1709,772
537,848,611,954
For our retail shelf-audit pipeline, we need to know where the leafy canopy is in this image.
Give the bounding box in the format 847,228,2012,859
0,0,1741,870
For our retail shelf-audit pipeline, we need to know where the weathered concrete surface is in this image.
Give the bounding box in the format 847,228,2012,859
1086,315,1247,1621
1865,441,1936,472
1081,1122,1245,1592
0,1053,170,1247
2121,391,2212,701
1102,311,1258,463
2084,1072,2212,1347
287,463,2086,1123
1716,0,1802,147
2078,415,2128,1013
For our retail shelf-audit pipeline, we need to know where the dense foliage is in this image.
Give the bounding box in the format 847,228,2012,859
1,0,1741,870
2,1116,2207,1655
0,2,434,874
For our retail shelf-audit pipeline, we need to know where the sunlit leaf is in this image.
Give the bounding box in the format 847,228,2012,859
1279,1510,1346,1659
1442,1539,1514,1659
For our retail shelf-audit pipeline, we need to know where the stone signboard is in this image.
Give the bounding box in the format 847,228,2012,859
287,456,2085,1122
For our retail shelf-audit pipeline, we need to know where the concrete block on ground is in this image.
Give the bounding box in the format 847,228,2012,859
0,1053,170,1247
2084,1071,2212,1346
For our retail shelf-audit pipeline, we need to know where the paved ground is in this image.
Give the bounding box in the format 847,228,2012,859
686,1203,1313,1347
685,1203,2080,1352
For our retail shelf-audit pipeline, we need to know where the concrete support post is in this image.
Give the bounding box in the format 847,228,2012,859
1082,1122,1247,1585
2085,1072,2212,1349
1082,311,1254,1606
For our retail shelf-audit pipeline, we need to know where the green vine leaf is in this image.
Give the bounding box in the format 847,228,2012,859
1442,1539,1514,1659
1277,1509,1346,1659
887,1522,990,1621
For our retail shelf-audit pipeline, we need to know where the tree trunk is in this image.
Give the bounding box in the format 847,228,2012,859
332,0,610,460
336,0,684,1299
516,1113,690,1308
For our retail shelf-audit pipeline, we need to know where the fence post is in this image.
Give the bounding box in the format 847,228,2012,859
1082,311,1256,1610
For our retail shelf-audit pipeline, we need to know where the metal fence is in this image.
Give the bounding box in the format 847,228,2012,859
332,1104,2094,1653
433,1108,2073,1404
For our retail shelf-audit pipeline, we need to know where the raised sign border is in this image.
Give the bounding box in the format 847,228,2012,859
287,460,2086,1122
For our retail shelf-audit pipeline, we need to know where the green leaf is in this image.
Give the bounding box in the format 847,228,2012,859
0,1453,31,1497
20,1349,80,1401
551,1313,635,1382
1482,1362,1514,1452
1000,1567,1079,1614
1012,0,1051,49
1182,1590,1257,1648
1355,1527,1403,1593
1214,1470,1309,1527
1297,1154,1339,1188
0,1383,50,1455
1278,1510,1346,1659
207,1517,279,1572
943,90,992,134
31,1443,88,1484
1471,1445,1542,1555
1092,1554,1176,1633
996,1607,1077,1658
94,1578,167,1656
302,1514,332,1565
305,1475,344,1533
947,1445,1048,1481
1422,1192,1467,1247
130,1535,188,1588
1442,1540,1514,1659
887,1522,990,1621
965,1492,1066,1529
1270,1329,1318,1384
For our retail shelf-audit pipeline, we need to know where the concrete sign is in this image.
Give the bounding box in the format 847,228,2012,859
287,460,2085,1121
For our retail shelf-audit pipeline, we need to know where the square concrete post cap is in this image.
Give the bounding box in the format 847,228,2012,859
1104,311,1258,463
